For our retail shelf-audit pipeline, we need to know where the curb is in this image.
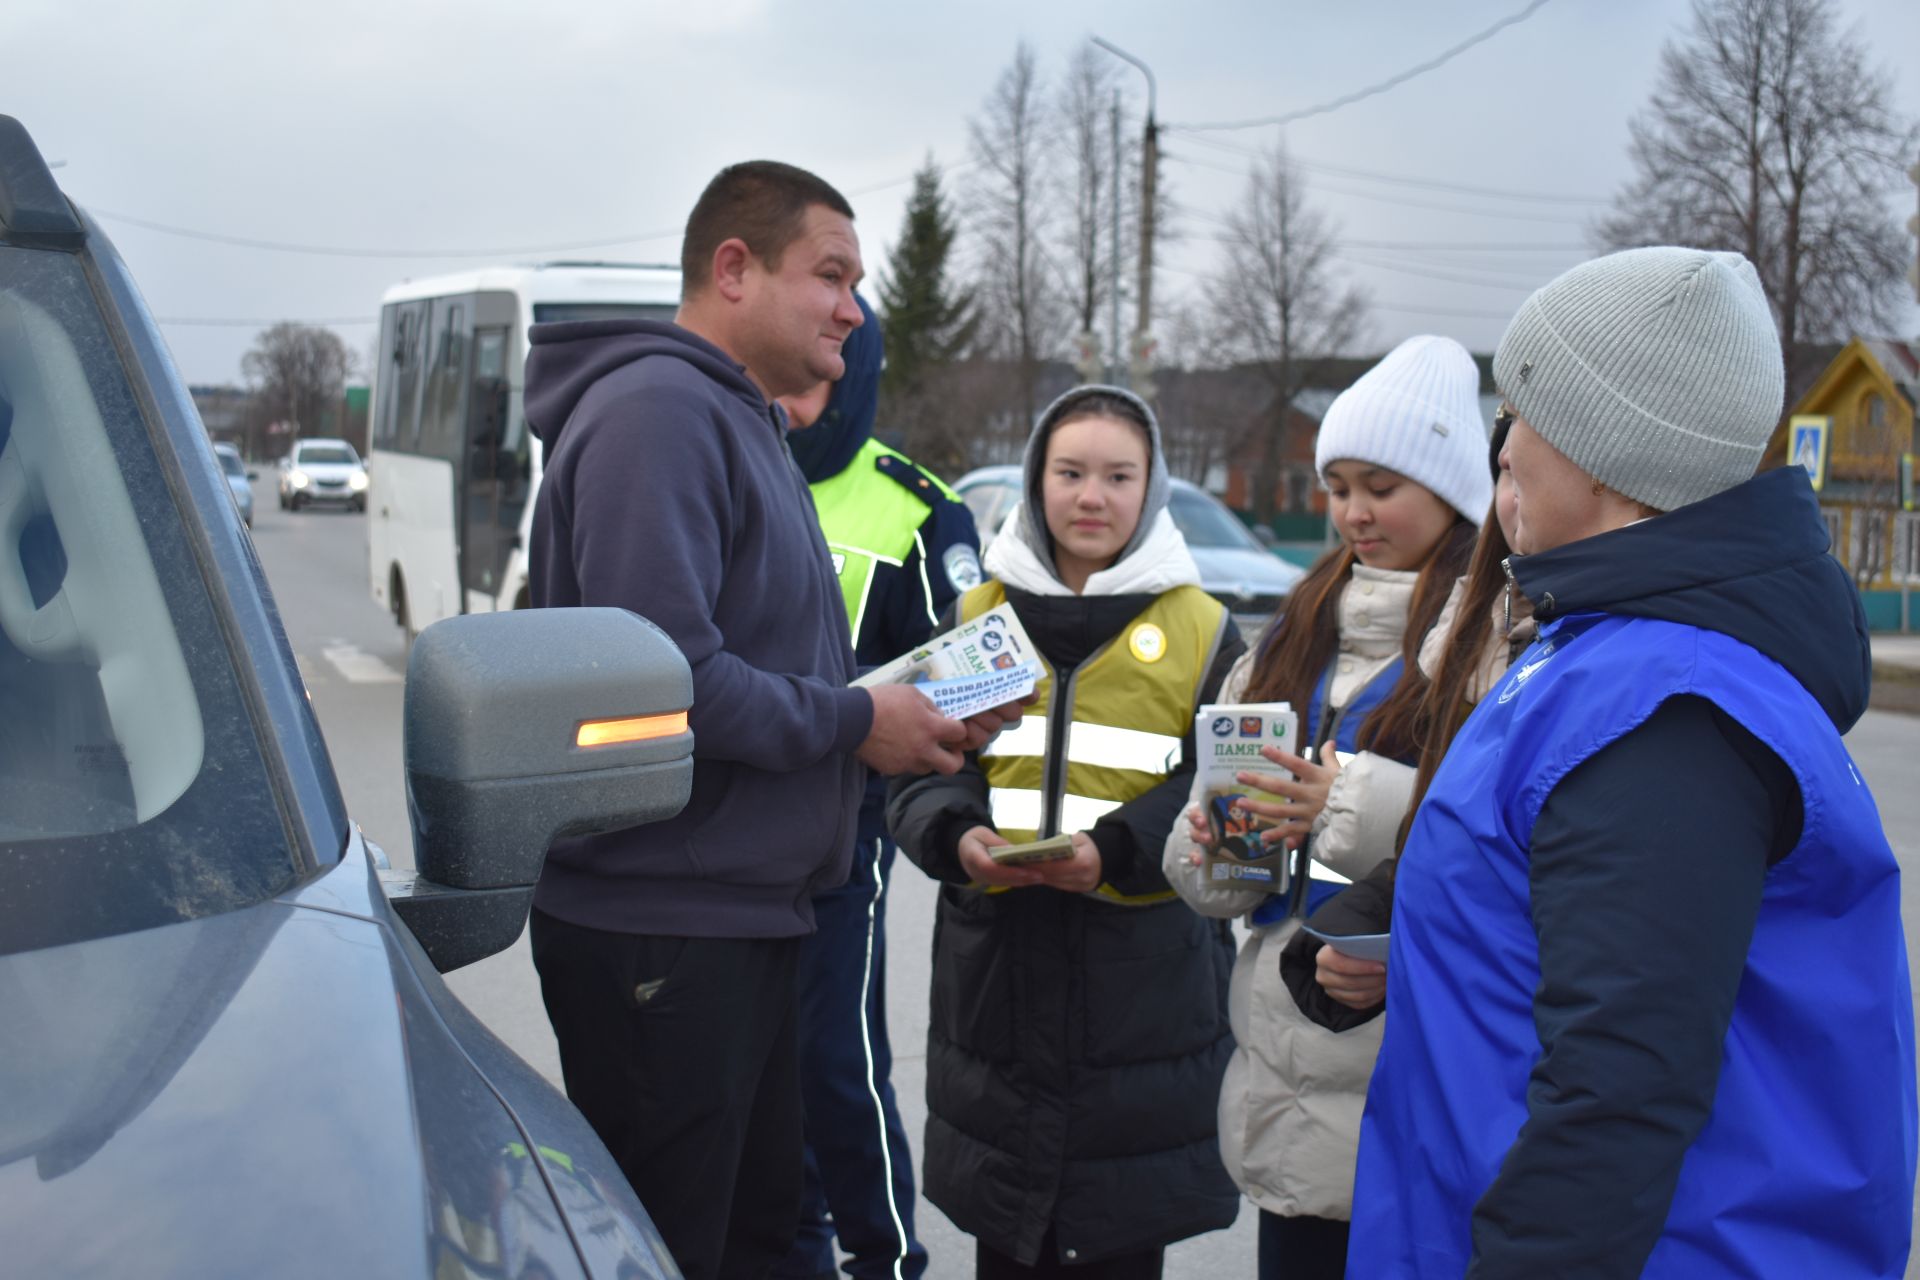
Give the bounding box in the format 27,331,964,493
1868,663,1920,717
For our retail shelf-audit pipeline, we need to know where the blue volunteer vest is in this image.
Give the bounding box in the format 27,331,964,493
1350,614,1917,1278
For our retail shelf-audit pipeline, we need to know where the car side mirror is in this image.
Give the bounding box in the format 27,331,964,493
246,469,259,480
381,608,694,972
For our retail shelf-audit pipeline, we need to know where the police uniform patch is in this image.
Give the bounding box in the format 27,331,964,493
944,544,983,593
1129,622,1167,664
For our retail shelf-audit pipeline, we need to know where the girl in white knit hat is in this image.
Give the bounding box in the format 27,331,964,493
1162,334,1492,1280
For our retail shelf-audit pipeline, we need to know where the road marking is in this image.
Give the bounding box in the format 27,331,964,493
321,643,402,684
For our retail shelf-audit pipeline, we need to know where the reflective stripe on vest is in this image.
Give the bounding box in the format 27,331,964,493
962,579,1227,905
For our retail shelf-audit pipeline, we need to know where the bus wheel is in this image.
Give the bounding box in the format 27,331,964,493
392,573,418,653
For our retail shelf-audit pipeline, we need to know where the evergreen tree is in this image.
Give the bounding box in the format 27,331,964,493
877,157,977,406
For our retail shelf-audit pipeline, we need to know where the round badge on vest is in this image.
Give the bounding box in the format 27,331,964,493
1129,622,1167,664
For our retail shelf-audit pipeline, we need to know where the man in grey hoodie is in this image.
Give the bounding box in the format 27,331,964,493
524,161,1019,1280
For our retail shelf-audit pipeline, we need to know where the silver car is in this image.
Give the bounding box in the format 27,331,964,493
211,441,254,527
954,465,1306,637
278,437,368,512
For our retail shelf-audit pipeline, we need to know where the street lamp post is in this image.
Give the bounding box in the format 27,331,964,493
1092,36,1159,399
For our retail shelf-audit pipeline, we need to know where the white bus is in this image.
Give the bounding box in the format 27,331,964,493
367,262,681,641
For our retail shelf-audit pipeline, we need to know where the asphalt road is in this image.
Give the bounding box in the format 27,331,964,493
246,484,1920,1278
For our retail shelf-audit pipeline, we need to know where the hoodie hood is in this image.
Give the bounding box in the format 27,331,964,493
788,293,881,483
524,319,768,451
1011,384,1174,585
1507,465,1871,731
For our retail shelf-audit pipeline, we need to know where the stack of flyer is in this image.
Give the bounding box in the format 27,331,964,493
856,607,1043,721
1194,702,1298,893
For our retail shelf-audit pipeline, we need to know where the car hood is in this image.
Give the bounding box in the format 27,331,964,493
0,857,677,1279
291,461,361,478
1192,544,1304,599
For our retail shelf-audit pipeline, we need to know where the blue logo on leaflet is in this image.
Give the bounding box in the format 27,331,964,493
1211,716,1234,737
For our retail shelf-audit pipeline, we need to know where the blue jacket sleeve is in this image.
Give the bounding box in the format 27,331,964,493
564,387,872,771
1467,694,1798,1278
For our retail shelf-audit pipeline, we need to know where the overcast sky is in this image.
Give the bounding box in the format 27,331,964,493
8,0,1919,386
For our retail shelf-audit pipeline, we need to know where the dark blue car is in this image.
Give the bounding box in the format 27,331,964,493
0,116,696,1279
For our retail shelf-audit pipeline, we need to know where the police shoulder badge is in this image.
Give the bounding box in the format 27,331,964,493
1129,622,1167,664
943,544,984,593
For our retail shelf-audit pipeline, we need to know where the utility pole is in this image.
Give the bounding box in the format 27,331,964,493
1092,37,1159,402
1110,92,1125,388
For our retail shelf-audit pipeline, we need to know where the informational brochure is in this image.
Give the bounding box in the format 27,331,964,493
1302,927,1391,963
856,606,1043,720
1194,701,1299,894
916,661,1043,721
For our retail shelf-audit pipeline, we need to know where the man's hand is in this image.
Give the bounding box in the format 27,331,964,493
857,685,969,776
1316,942,1387,1010
956,825,1046,888
957,695,1033,753
1036,831,1103,894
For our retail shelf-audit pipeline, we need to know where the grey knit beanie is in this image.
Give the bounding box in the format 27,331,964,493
1492,246,1784,512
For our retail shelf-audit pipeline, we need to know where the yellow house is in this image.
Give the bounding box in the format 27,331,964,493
1761,337,1917,610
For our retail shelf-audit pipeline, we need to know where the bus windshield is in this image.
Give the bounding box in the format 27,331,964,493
531,302,678,325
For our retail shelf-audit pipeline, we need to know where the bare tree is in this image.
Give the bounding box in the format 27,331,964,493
966,42,1064,440
241,323,354,457
1207,144,1367,525
1597,0,1919,357
1055,42,1117,365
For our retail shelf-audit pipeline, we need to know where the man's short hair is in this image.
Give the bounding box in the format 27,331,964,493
681,161,855,296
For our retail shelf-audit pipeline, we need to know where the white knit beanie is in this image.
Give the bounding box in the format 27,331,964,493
1314,334,1492,524
1492,246,1784,512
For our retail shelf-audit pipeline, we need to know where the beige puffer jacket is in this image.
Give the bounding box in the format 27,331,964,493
1162,563,1418,1221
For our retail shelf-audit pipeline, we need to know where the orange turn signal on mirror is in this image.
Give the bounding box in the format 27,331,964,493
575,711,689,749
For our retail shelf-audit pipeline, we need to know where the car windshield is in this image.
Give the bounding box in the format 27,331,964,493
296,445,357,466
1168,489,1264,550
0,243,295,956
216,449,246,478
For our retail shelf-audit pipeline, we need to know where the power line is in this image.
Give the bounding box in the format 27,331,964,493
1176,131,1605,206
1170,0,1557,132
156,316,376,327
1340,254,1536,291
1164,151,1590,227
1372,300,1517,321
89,205,684,260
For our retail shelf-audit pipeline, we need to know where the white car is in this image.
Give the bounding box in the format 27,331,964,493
278,437,369,512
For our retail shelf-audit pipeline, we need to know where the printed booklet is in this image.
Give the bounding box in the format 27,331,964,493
856,606,1043,721
1194,701,1299,893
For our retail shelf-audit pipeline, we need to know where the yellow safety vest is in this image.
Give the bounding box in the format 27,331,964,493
962,579,1229,904
809,438,960,640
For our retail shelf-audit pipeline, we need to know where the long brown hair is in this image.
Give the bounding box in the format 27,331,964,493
1392,499,1515,857
1245,518,1475,761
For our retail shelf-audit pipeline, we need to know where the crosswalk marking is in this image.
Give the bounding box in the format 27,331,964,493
321,642,402,684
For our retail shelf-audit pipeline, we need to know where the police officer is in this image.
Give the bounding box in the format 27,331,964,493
774,295,980,1280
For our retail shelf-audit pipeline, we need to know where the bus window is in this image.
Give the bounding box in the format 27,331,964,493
418,298,471,465
461,327,513,597
374,301,428,453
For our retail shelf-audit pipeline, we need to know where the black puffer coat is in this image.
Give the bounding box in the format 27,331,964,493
888,585,1243,1267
